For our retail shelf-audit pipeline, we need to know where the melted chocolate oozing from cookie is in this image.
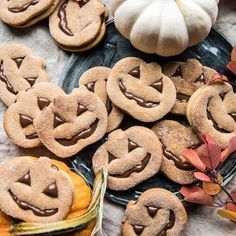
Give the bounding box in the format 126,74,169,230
132,225,145,235
24,77,37,87
159,211,175,236
161,141,194,171
18,172,31,186
111,154,151,178
77,104,87,116
13,57,25,68
43,183,58,198
151,78,163,93
119,81,159,108
207,99,231,133
146,206,159,218
128,67,140,78
20,114,33,128
0,61,17,95
8,0,39,13
58,1,74,36
176,93,190,103
56,119,98,146
194,73,205,83
9,190,58,217
37,97,50,110
26,133,38,139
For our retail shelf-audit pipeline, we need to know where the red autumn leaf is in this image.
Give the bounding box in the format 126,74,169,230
180,185,213,205
193,172,211,182
226,192,236,212
181,149,206,172
197,143,221,169
202,134,215,145
227,62,236,75
206,73,229,85
221,136,236,162
231,47,236,63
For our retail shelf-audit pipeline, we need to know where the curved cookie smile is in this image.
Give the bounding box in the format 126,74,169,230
8,0,40,13
9,190,58,217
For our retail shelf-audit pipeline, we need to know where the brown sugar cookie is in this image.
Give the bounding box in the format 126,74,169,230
162,59,216,115
0,0,59,27
0,156,74,223
49,0,107,51
152,120,201,185
79,66,124,133
0,43,48,107
107,57,176,122
35,87,108,158
187,82,236,149
122,188,187,236
92,126,163,191
4,82,64,149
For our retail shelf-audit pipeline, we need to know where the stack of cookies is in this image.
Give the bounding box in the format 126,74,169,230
0,0,108,52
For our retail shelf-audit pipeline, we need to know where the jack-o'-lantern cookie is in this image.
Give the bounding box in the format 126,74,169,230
0,43,48,107
4,82,64,148
152,120,201,185
92,126,163,191
79,67,124,133
0,156,74,223
122,188,187,236
107,57,176,122
0,0,60,27
187,82,236,149
35,87,108,158
163,59,216,115
49,0,107,51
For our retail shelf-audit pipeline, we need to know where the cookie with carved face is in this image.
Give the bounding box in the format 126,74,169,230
49,0,107,51
0,156,74,223
107,57,176,122
34,87,108,158
0,0,59,27
187,82,236,149
4,82,64,148
0,43,48,107
162,59,216,115
79,67,124,133
152,120,201,185
92,126,163,191
122,188,187,236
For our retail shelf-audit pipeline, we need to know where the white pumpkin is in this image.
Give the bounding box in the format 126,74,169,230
110,0,219,56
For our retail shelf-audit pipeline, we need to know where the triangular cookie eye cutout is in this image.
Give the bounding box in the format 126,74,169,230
128,140,138,152
18,172,31,186
151,78,163,92
54,115,65,128
43,183,58,198
172,66,182,77
78,0,90,8
146,206,159,218
13,57,25,68
128,66,140,78
77,104,87,116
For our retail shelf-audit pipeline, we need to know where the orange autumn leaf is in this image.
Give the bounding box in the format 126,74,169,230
180,185,213,205
206,73,228,85
202,174,222,196
217,209,236,222
193,172,211,182
181,149,206,172
0,211,11,236
226,192,236,212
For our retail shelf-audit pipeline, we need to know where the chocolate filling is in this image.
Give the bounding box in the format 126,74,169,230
176,93,190,103
111,154,151,178
128,67,140,78
159,211,175,236
161,141,194,171
58,0,74,36
194,73,205,83
85,82,95,92
56,119,98,146
8,0,39,13
43,183,58,198
9,190,58,217
13,57,25,68
26,133,38,139
20,114,33,128
37,97,50,110
119,81,159,108
0,60,17,95
207,99,231,133
24,77,37,87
